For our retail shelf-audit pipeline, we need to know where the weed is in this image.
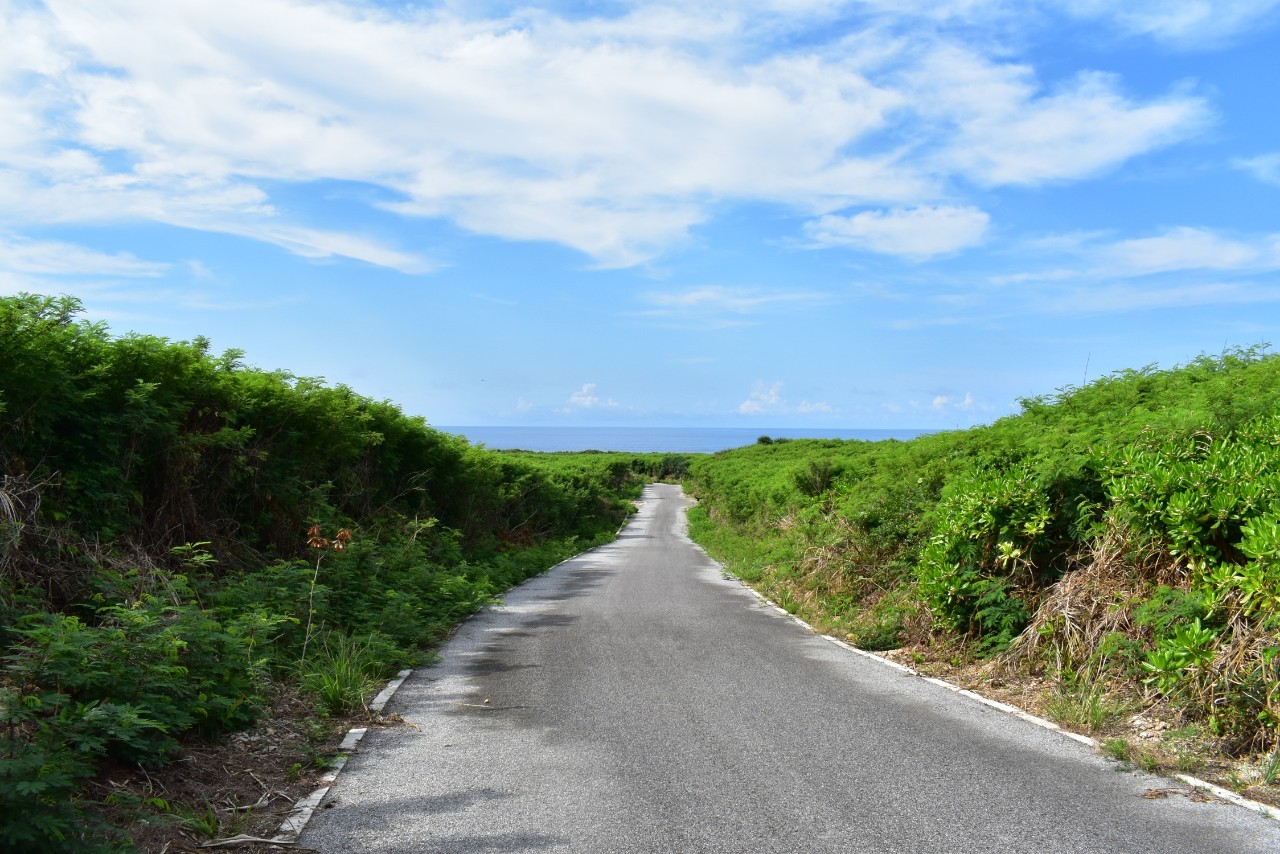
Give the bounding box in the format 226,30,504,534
772,586,800,615
1224,770,1250,792
174,801,220,839
300,631,392,715
1262,747,1280,785
1044,680,1131,734
1176,751,1203,773
1103,738,1131,763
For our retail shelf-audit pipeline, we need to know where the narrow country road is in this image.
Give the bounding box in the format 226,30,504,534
301,484,1280,853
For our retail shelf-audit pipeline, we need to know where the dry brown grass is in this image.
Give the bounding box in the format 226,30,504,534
1001,524,1182,678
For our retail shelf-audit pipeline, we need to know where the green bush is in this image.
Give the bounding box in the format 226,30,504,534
686,347,1280,739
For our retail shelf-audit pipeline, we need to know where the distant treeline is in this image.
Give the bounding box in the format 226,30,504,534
687,347,1280,754
0,294,663,850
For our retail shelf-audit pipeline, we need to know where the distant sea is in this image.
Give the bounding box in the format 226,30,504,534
438,426,935,454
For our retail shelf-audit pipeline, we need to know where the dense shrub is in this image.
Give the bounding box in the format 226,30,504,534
0,293,654,848
687,347,1280,744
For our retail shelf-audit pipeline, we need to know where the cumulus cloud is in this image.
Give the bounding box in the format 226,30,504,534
931,391,974,410
806,205,989,258
739,380,784,414
568,383,618,409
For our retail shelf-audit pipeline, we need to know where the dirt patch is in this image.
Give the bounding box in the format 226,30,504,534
91,684,406,852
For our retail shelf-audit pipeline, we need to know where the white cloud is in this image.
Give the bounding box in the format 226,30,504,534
738,380,784,414
0,234,167,277
1045,281,1280,313
930,391,974,410
0,0,1215,268
1001,227,1280,286
1056,0,1280,47
1099,227,1266,275
642,285,832,314
568,383,617,409
797,400,834,413
1234,153,1280,186
806,205,989,258
910,48,1210,186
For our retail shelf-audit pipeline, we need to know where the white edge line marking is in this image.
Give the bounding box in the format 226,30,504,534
370,669,412,712
272,674,409,842
339,727,368,751
1174,774,1280,821
273,786,329,841
726,562,1280,823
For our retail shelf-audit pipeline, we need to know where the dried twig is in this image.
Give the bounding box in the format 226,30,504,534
197,834,305,849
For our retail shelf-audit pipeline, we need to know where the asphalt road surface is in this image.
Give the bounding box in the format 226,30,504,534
301,483,1280,853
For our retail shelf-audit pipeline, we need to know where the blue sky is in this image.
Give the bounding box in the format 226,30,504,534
2,0,1279,429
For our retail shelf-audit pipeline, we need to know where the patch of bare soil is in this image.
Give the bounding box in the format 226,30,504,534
92,684,404,852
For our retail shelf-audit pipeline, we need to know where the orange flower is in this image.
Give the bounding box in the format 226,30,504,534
333,529,352,551
306,523,328,549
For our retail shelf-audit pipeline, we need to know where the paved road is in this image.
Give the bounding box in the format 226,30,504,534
302,483,1280,853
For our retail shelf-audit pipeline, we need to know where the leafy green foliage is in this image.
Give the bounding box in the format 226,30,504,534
1,687,133,852
0,293,657,847
8,596,261,761
687,346,1280,740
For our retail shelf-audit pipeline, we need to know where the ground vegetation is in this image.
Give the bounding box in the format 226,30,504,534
0,294,657,850
686,347,1280,802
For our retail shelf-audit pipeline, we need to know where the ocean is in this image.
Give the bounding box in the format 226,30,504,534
437,425,935,454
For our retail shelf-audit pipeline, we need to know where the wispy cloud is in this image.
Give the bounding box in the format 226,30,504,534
1055,0,1280,47
642,285,831,315
806,205,989,258
0,234,167,277
1234,152,1280,186
1043,281,1280,314
908,48,1210,186
1098,227,1273,275
1006,226,1280,283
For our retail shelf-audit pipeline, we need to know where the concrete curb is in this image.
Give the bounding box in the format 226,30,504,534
736,579,1280,823
270,668,412,845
